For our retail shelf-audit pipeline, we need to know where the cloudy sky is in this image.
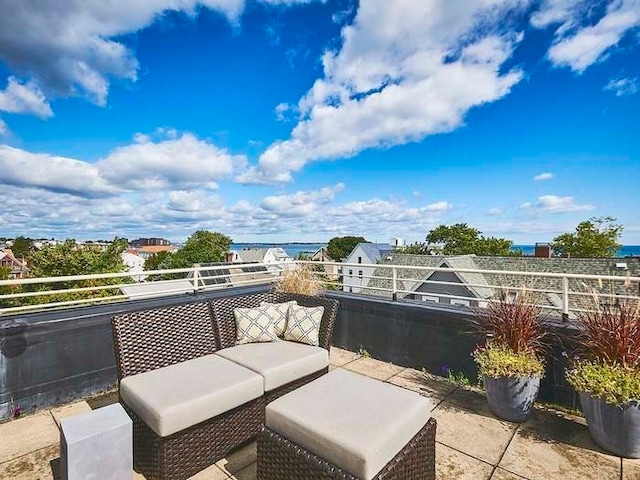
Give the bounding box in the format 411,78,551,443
0,0,639,244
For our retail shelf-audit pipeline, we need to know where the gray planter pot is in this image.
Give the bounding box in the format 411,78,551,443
484,375,540,423
580,392,640,458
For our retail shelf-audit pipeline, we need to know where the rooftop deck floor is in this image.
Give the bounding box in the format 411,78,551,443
1,347,638,479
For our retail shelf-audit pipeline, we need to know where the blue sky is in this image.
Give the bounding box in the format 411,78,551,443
0,0,639,244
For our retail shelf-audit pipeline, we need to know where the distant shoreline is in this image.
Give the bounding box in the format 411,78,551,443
232,243,640,258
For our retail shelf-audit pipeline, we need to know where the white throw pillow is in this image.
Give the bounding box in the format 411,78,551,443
234,305,279,345
284,304,325,346
260,301,297,337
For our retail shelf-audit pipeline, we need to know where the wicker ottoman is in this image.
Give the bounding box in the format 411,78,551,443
258,369,436,480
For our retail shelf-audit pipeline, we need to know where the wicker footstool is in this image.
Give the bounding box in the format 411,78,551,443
258,369,436,480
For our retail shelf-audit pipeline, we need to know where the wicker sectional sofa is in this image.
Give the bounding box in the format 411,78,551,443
111,292,339,480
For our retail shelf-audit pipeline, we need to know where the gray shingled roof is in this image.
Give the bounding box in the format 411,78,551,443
236,248,268,263
364,254,640,315
356,243,394,262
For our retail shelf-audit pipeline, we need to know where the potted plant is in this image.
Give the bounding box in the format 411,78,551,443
565,297,640,458
472,290,548,422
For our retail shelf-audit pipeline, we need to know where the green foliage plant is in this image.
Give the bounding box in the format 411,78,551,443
566,294,640,405
566,361,640,405
550,216,622,258
473,289,548,379
446,369,471,386
474,343,545,379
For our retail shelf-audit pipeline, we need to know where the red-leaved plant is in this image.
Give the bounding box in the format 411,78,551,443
474,289,548,357
573,298,640,369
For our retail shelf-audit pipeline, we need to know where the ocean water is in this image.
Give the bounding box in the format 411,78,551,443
231,243,324,259
513,245,640,257
233,243,640,258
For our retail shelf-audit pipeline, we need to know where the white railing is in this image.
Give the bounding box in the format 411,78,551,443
1,260,639,318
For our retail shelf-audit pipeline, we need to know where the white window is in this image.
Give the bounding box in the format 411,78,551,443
421,295,439,303
451,299,470,307
358,256,362,264
349,269,353,276
358,270,363,277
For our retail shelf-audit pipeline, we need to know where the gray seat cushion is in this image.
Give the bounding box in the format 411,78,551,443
120,354,263,437
265,369,432,480
215,340,328,391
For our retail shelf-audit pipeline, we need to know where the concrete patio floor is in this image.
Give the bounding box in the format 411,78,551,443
1,347,639,480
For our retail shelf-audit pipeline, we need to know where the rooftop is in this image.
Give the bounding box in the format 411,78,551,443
1,346,637,480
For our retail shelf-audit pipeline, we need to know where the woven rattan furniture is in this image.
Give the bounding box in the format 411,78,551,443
112,292,339,480
258,369,436,480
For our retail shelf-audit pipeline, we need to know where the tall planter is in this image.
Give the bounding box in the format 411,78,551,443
580,392,640,458
484,375,540,423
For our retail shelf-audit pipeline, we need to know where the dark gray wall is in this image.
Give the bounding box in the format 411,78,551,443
0,286,267,419
410,271,479,307
326,292,580,410
1,287,580,419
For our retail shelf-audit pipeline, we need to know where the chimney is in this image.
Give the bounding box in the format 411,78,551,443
535,243,552,258
225,252,235,263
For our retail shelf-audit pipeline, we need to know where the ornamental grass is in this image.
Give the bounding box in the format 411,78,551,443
566,294,640,404
474,289,548,357
274,263,322,296
472,289,548,378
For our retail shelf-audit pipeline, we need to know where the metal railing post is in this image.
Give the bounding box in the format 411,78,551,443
192,267,201,294
392,266,398,301
562,276,569,321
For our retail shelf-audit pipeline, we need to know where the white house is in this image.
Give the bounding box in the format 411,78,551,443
342,243,394,293
121,252,146,282
231,247,294,273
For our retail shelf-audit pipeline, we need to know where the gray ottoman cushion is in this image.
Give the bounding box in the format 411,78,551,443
265,368,432,480
120,354,263,437
216,340,328,391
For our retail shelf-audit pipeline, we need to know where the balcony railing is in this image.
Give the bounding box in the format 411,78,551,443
1,260,639,317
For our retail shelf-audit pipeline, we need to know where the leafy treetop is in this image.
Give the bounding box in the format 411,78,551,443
29,238,128,277
550,217,622,258
166,230,232,269
327,236,368,261
10,236,34,260
424,224,518,256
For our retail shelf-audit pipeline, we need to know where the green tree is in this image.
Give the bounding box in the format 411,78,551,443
425,224,517,256
550,217,622,258
0,266,12,307
29,238,128,278
24,238,129,305
168,230,232,268
11,236,33,260
144,251,173,272
327,236,367,261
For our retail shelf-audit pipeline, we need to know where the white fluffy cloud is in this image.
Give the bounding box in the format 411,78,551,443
0,77,52,118
604,76,638,96
239,0,528,183
425,201,452,213
534,172,554,181
99,133,246,190
521,195,593,213
0,145,119,197
0,0,325,116
260,183,344,216
533,0,640,73
0,131,246,197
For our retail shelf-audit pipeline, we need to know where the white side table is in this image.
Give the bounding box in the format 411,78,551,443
60,403,132,480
